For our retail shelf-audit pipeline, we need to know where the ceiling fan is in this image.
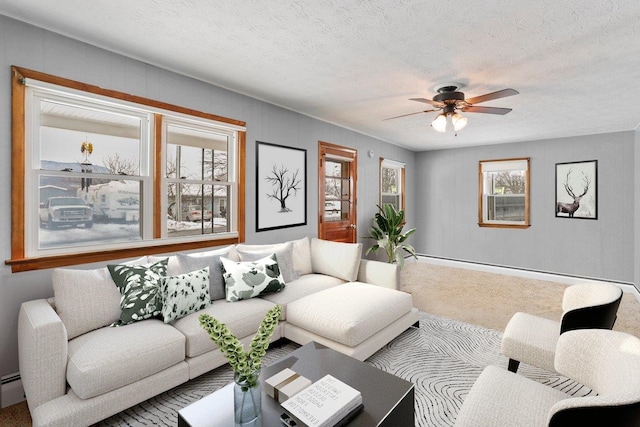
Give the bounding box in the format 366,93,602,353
385,83,519,134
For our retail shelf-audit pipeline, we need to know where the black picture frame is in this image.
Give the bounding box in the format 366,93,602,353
256,141,307,232
555,160,597,220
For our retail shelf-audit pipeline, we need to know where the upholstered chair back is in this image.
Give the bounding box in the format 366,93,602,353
559,283,622,334
548,329,640,426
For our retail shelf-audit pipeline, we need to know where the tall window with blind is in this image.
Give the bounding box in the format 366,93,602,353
478,158,530,228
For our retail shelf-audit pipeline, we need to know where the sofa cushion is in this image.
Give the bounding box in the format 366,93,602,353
237,237,312,276
108,258,168,326
310,238,362,282
221,255,286,302
260,274,345,320
175,251,229,301
161,267,211,323
172,298,277,358
148,246,238,276
286,282,413,347
52,256,148,340
237,241,298,282
66,319,185,399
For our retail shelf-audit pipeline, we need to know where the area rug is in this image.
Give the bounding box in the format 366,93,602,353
97,312,591,426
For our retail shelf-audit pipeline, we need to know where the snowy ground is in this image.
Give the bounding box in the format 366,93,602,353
39,218,228,249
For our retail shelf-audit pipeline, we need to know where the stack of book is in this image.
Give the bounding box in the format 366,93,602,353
280,374,363,427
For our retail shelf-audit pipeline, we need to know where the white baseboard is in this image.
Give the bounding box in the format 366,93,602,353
413,255,640,301
1,374,24,408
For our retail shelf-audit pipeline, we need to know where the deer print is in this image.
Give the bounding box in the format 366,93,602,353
556,168,591,217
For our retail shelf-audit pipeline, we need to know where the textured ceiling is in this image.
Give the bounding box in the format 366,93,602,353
1,0,639,151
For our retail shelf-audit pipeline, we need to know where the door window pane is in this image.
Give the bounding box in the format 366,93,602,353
324,159,350,222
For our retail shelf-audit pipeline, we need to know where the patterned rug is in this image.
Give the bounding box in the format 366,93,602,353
98,312,591,426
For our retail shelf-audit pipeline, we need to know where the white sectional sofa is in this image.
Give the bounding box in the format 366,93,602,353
18,237,419,427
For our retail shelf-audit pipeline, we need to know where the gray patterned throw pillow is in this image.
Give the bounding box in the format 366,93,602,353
107,258,168,326
175,251,228,301
161,267,211,323
220,254,286,302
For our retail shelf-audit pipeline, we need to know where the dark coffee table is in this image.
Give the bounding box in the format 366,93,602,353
178,341,414,426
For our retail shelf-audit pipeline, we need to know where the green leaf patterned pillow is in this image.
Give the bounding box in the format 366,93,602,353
220,254,286,302
107,258,168,326
161,267,211,323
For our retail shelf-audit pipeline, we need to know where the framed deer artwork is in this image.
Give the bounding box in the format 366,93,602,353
555,160,597,220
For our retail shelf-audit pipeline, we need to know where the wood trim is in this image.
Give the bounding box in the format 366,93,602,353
11,67,26,261
379,157,384,207
12,66,246,127
318,141,358,242
153,114,163,238
237,131,246,243
6,238,240,273
478,157,531,229
401,165,406,213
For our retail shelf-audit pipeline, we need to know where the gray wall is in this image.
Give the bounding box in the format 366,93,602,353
414,131,636,283
0,16,416,378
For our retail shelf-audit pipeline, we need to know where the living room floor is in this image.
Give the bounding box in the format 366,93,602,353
2,260,639,425
401,261,640,338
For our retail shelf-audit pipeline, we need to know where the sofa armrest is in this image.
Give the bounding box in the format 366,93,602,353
357,259,400,290
18,299,68,411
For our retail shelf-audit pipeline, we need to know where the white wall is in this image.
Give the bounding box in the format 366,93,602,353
415,131,636,284
0,16,416,378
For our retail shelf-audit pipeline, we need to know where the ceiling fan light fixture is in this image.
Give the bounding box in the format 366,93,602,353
452,112,467,131
431,113,448,132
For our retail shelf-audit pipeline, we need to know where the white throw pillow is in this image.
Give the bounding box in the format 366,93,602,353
161,267,211,323
237,238,312,276
52,267,121,339
237,242,298,282
52,255,149,339
310,238,363,282
220,255,286,302
291,237,313,275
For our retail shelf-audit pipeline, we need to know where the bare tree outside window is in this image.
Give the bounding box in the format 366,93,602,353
103,153,139,176
492,171,525,194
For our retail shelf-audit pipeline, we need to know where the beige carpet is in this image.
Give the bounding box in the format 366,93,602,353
2,261,639,425
401,261,640,338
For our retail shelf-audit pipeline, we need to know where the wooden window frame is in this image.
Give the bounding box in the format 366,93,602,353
478,157,530,229
7,66,246,272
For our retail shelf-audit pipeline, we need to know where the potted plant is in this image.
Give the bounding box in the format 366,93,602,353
365,203,417,268
200,304,282,426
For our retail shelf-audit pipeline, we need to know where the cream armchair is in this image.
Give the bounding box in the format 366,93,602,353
455,328,640,427
501,283,622,373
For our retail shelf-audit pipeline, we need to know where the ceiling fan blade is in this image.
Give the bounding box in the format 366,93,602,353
465,88,519,105
383,109,439,120
409,97,445,108
462,106,513,115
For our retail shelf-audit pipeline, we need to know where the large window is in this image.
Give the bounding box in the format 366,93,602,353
478,158,530,228
9,67,246,272
380,158,405,212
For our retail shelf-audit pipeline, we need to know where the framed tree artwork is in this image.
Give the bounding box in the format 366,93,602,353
555,160,597,220
256,141,307,231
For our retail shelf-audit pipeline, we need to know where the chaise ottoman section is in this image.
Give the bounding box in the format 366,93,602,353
285,282,414,348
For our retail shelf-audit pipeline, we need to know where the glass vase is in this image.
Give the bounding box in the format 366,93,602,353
234,370,262,427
